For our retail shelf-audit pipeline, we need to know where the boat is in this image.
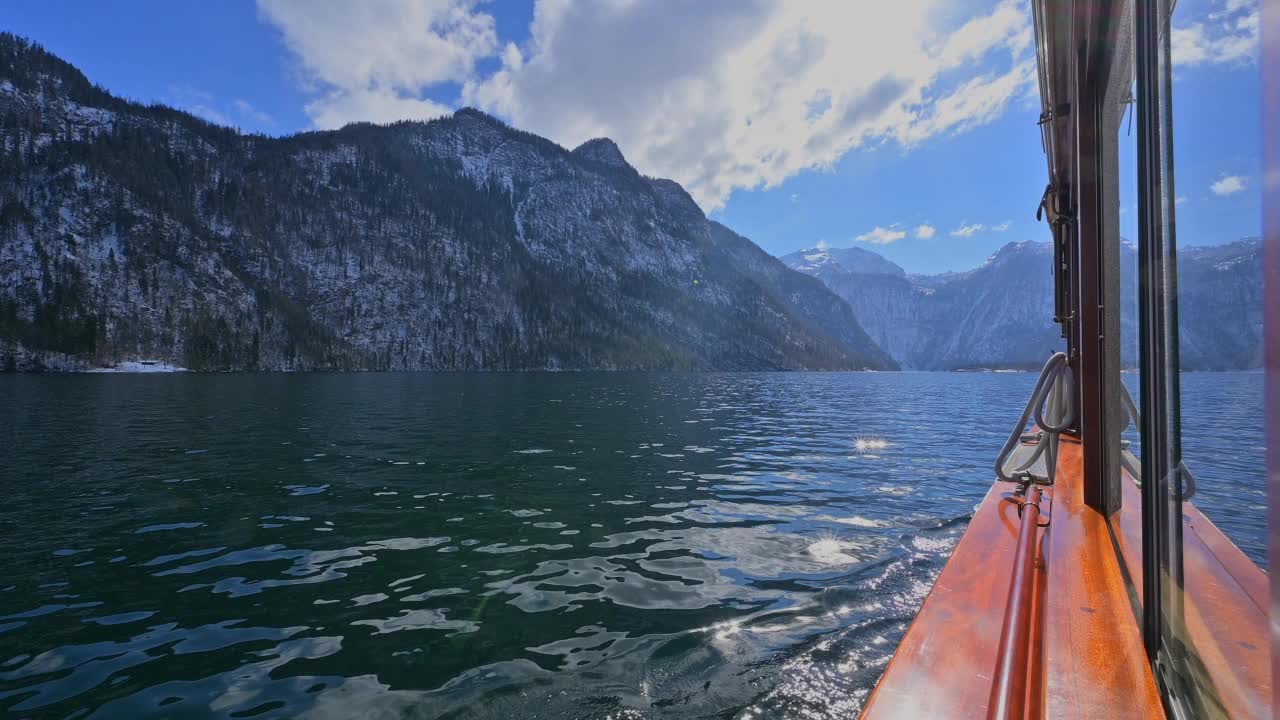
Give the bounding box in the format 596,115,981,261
860,0,1270,717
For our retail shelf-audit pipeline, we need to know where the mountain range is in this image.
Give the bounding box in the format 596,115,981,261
0,34,1261,373
0,33,892,372
781,238,1263,371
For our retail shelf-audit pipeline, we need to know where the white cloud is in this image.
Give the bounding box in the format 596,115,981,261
1172,0,1258,66
816,239,829,249
257,0,496,128
167,86,277,130
168,85,232,125
466,1,1038,209
304,88,453,129
914,224,936,239
856,226,907,245
950,223,985,237
188,105,231,126
258,0,1039,210
1175,195,1189,206
892,61,1036,146
992,220,1011,231
233,99,276,127
1211,175,1247,195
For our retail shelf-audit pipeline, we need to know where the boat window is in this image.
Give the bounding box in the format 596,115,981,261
1132,0,1266,713
1109,0,1146,629
1161,4,1266,570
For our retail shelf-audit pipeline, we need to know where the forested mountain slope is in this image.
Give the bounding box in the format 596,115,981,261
0,34,893,371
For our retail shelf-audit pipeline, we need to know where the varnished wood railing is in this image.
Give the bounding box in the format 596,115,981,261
860,438,1166,720
986,484,1042,720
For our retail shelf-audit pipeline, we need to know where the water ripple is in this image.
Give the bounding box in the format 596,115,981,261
0,371,1262,718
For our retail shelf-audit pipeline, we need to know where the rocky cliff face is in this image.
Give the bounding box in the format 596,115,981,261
1176,239,1265,370
0,34,894,372
781,243,1066,370
783,239,1262,371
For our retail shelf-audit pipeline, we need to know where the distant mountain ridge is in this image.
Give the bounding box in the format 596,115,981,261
782,238,1263,370
786,246,907,279
0,33,894,372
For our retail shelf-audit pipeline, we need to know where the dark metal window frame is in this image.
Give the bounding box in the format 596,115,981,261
1070,1,1132,517
1135,0,1204,715
1134,0,1176,662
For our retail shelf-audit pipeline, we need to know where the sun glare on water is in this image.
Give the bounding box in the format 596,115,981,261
807,530,862,565
852,436,891,456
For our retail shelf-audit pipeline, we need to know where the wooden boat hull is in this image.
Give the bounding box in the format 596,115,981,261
860,432,1267,718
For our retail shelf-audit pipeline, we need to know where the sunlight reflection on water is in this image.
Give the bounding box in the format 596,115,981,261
0,371,1263,719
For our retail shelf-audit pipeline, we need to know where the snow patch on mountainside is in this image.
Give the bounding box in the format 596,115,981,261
0,35,895,372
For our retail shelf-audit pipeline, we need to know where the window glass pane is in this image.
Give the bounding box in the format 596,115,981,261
1167,0,1266,565
1133,0,1267,714
1119,89,1142,490
1123,0,1266,568
1115,1,1143,565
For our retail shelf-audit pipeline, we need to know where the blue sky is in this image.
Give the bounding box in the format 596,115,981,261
3,0,1261,274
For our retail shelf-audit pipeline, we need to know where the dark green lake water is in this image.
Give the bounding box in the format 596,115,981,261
0,372,1264,719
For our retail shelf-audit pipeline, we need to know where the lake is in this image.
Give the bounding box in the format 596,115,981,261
0,372,1264,719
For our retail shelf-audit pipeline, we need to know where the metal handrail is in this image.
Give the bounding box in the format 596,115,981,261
995,352,1074,485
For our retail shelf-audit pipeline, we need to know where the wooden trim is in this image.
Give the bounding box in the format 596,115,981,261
988,484,1043,719
862,430,1268,718
861,438,1163,719
1038,440,1163,717
860,480,1029,718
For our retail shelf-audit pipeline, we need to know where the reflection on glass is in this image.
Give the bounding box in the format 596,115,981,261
1133,0,1268,714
